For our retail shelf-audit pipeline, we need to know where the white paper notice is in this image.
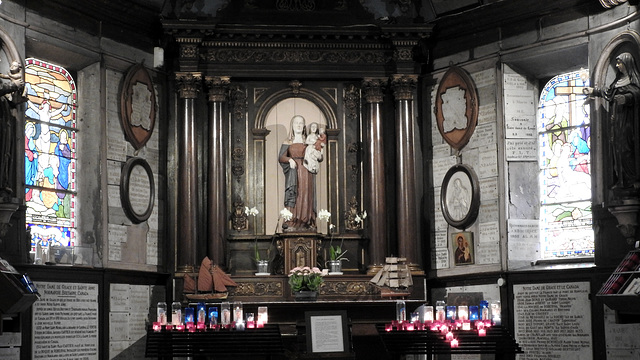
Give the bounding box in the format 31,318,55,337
32,282,99,360
514,282,592,360
310,315,344,353
508,219,539,261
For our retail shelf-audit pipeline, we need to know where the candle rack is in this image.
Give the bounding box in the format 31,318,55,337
145,323,283,359
376,323,522,360
597,248,640,321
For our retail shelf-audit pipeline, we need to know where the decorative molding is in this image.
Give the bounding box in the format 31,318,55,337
345,196,363,231
233,280,284,297
320,280,380,296
344,84,360,122
203,49,387,65
231,200,248,231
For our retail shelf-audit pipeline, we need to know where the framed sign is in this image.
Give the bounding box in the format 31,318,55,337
305,310,350,354
440,164,480,229
120,63,156,150
434,66,478,150
120,157,155,224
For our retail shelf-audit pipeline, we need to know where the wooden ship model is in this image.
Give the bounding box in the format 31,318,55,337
370,257,413,298
184,256,237,300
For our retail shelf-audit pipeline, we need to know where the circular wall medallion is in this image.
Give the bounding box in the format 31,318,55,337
440,164,480,229
434,66,479,150
120,157,155,224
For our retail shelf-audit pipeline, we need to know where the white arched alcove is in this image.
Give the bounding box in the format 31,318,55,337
264,97,329,235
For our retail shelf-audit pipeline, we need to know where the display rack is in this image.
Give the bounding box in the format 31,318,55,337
145,324,284,359
598,249,640,316
376,324,523,360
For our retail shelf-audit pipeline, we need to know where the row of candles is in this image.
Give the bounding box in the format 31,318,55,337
153,301,268,332
390,300,501,348
397,300,501,325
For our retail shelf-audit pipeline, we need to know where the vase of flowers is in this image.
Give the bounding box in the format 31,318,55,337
288,266,325,301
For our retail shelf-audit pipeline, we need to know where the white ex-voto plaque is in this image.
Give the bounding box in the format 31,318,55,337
514,282,592,360
32,282,99,360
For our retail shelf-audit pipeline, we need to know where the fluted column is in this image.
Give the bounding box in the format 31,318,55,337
175,72,202,274
362,78,388,274
205,76,230,267
391,74,422,272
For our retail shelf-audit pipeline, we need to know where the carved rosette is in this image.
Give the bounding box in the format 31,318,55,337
179,43,199,59
205,76,230,102
362,78,386,103
175,72,202,99
391,74,417,101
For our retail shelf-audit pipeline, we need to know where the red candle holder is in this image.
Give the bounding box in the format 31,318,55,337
197,322,206,331
164,324,173,331
440,325,449,334
247,320,255,329
478,328,487,337
153,322,162,332
450,338,459,348
256,321,264,329
175,324,185,331
385,323,393,332
445,331,454,342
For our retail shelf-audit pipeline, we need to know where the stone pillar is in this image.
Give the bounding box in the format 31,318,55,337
175,72,201,274
362,78,388,274
205,76,230,267
391,74,422,272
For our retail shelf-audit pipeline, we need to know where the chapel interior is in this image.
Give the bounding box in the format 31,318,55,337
1,0,640,359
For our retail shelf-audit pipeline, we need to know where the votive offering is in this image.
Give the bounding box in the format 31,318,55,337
184,307,195,324
458,305,469,321
491,300,501,325
469,305,479,321
233,301,243,323
157,302,167,325
208,306,218,325
396,300,406,322
258,306,268,324
446,305,457,321
171,302,182,325
197,302,206,324
221,302,231,325
435,301,446,322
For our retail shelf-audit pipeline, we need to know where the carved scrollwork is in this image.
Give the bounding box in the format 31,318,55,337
233,281,284,296
231,200,248,231
320,280,379,296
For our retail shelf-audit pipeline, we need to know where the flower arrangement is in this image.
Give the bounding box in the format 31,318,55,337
318,209,349,262
244,206,262,261
354,210,367,224
288,266,325,292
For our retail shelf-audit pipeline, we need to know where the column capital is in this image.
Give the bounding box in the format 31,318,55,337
175,72,202,99
362,77,387,104
205,76,231,102
391,74,418,101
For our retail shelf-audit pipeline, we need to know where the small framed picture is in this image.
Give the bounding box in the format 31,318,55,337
452,232,474,265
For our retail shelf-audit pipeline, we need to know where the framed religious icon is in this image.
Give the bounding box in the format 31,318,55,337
451,232,474,265
120,157,155,224
434,65,478,150
120,63,156,150
440,164,480,229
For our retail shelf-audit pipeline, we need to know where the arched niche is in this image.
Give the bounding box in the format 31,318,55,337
253,86,339,235
591,30,640,205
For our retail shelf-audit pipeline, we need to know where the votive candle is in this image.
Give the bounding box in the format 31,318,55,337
451,338,459,348
478,328,487,337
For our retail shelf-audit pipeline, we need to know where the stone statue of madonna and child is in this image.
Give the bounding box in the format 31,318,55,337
278,115,326,232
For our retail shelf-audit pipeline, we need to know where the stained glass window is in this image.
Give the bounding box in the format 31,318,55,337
23,58,77,254
538,70,593,258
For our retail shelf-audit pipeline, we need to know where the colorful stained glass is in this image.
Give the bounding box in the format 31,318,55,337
538,70,593,259
24,58,77,250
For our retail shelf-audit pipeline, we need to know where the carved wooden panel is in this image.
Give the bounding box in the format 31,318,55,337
283,236,318,274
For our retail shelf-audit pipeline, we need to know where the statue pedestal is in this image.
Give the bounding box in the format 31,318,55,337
280,233,319,274
608,198,640,246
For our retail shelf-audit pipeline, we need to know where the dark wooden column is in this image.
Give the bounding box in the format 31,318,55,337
205,76,230,267
391,74,422,272
175,72,201,274
362,78,388,274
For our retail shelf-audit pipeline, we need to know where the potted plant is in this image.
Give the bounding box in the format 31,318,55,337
288,266,326,301
245,206,269,274
328,236,348,274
